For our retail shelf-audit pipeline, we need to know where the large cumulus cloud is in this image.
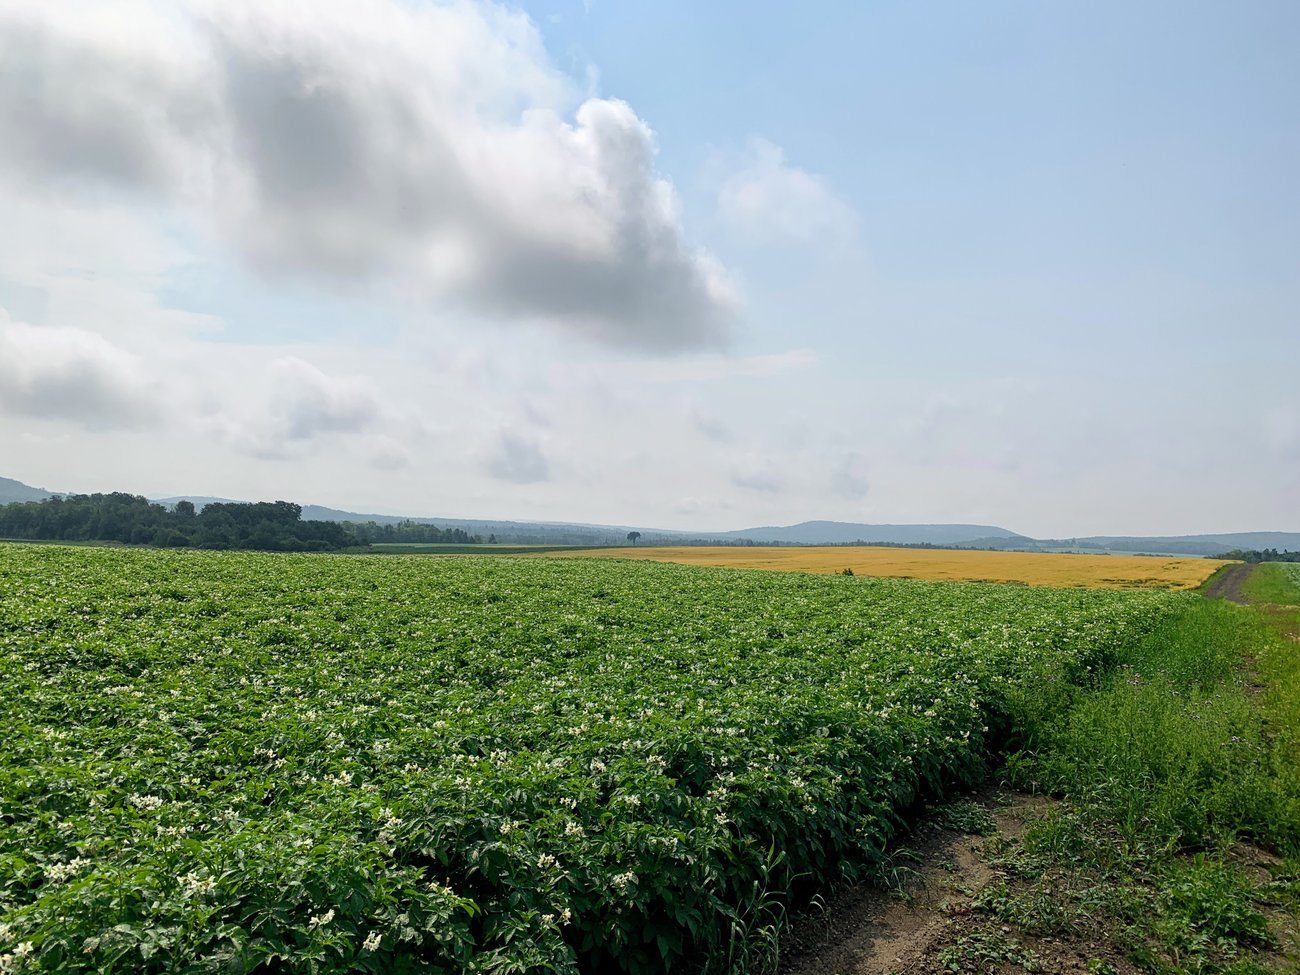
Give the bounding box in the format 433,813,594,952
214,357,388,459
0,314,159,429
0,0,736,351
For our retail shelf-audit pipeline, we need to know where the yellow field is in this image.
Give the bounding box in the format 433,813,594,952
547,546,1230,590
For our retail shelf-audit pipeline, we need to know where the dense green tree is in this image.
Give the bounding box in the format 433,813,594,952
0,494,372,553
1212,548,1300,563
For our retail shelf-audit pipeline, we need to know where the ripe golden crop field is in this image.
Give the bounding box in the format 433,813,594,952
548,546,1229,590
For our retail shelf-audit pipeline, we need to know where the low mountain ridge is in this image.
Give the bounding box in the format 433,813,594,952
1059,532,1300,558
0,476,52,505
714,521,1027,545
2,475,1296,554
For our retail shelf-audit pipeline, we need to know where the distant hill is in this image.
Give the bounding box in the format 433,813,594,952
299,511,1031,548
713,521,1027,546
1061,533,1300,558
0,476,53,505
301,506,649,546
4,474,1297,555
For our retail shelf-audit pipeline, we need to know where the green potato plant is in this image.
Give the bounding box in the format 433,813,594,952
0,547,1178,973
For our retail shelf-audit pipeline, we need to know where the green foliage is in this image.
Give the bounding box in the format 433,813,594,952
1010,600,1300,856
1242,563,1300,605
1160,856,1272,950
342,521,481,546
936,930,1043,972
0,494,354,552
0,494,491,553
0,547,1179,973
992,596,1300,973
931,799,996,836
1210,550,1300,565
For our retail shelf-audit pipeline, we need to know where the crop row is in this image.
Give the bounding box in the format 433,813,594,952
0,547,1180,973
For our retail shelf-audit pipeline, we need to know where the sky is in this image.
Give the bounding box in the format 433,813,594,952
0,0,1296,538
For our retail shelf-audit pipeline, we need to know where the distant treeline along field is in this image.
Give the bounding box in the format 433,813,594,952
0,493,481,551
1210,548,1300,563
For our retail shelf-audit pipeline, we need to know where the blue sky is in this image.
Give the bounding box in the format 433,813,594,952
0,0,1295,536
531,0,1299,374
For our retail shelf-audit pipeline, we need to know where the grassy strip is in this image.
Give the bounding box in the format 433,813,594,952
345,543,612,555
1243,563,1300,606
987,593,1300,973
1254,567,1300,807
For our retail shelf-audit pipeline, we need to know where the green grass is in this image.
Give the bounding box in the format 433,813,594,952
1255,570,1300,781
1243,563,1300,605
351,543,608,555
1016,599,1300,851
0,537,124,548
993,582,1300,972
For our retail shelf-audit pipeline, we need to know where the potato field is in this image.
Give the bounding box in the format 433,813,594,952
0,546,1183,973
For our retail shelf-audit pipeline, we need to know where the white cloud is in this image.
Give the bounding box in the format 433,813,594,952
831,452,870,499
1262,408,1300,462
730,457,784,494
688,404,733,443
369,436,412,472
0,0,736,351
717,138,858,248
218,357,384,459
487,431,550,484
634,348,817,384
0,315,159,429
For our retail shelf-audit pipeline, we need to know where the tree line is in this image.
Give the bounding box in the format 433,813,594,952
345,520,480,545
1211,548,1300,563
0,493,481,552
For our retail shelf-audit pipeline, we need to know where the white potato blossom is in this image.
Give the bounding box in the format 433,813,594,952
611,870,636,893
180,871,217,897
0,943,35,972
308,909,335,930
45,857,88,882
362,931,382,951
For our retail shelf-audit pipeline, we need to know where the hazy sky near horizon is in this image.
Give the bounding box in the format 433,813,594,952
0,0,1296,537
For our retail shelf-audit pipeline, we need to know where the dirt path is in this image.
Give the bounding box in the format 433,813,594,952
779,794,1096,975
1202,562,1254,603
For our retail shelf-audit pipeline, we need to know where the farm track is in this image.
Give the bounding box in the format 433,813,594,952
780,793,1039,975
1203,562,1254,603
780,793,1142,975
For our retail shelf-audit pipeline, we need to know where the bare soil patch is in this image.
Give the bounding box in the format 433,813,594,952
780,789,1299,975
1203,562,1254,604
777,792,1131,975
